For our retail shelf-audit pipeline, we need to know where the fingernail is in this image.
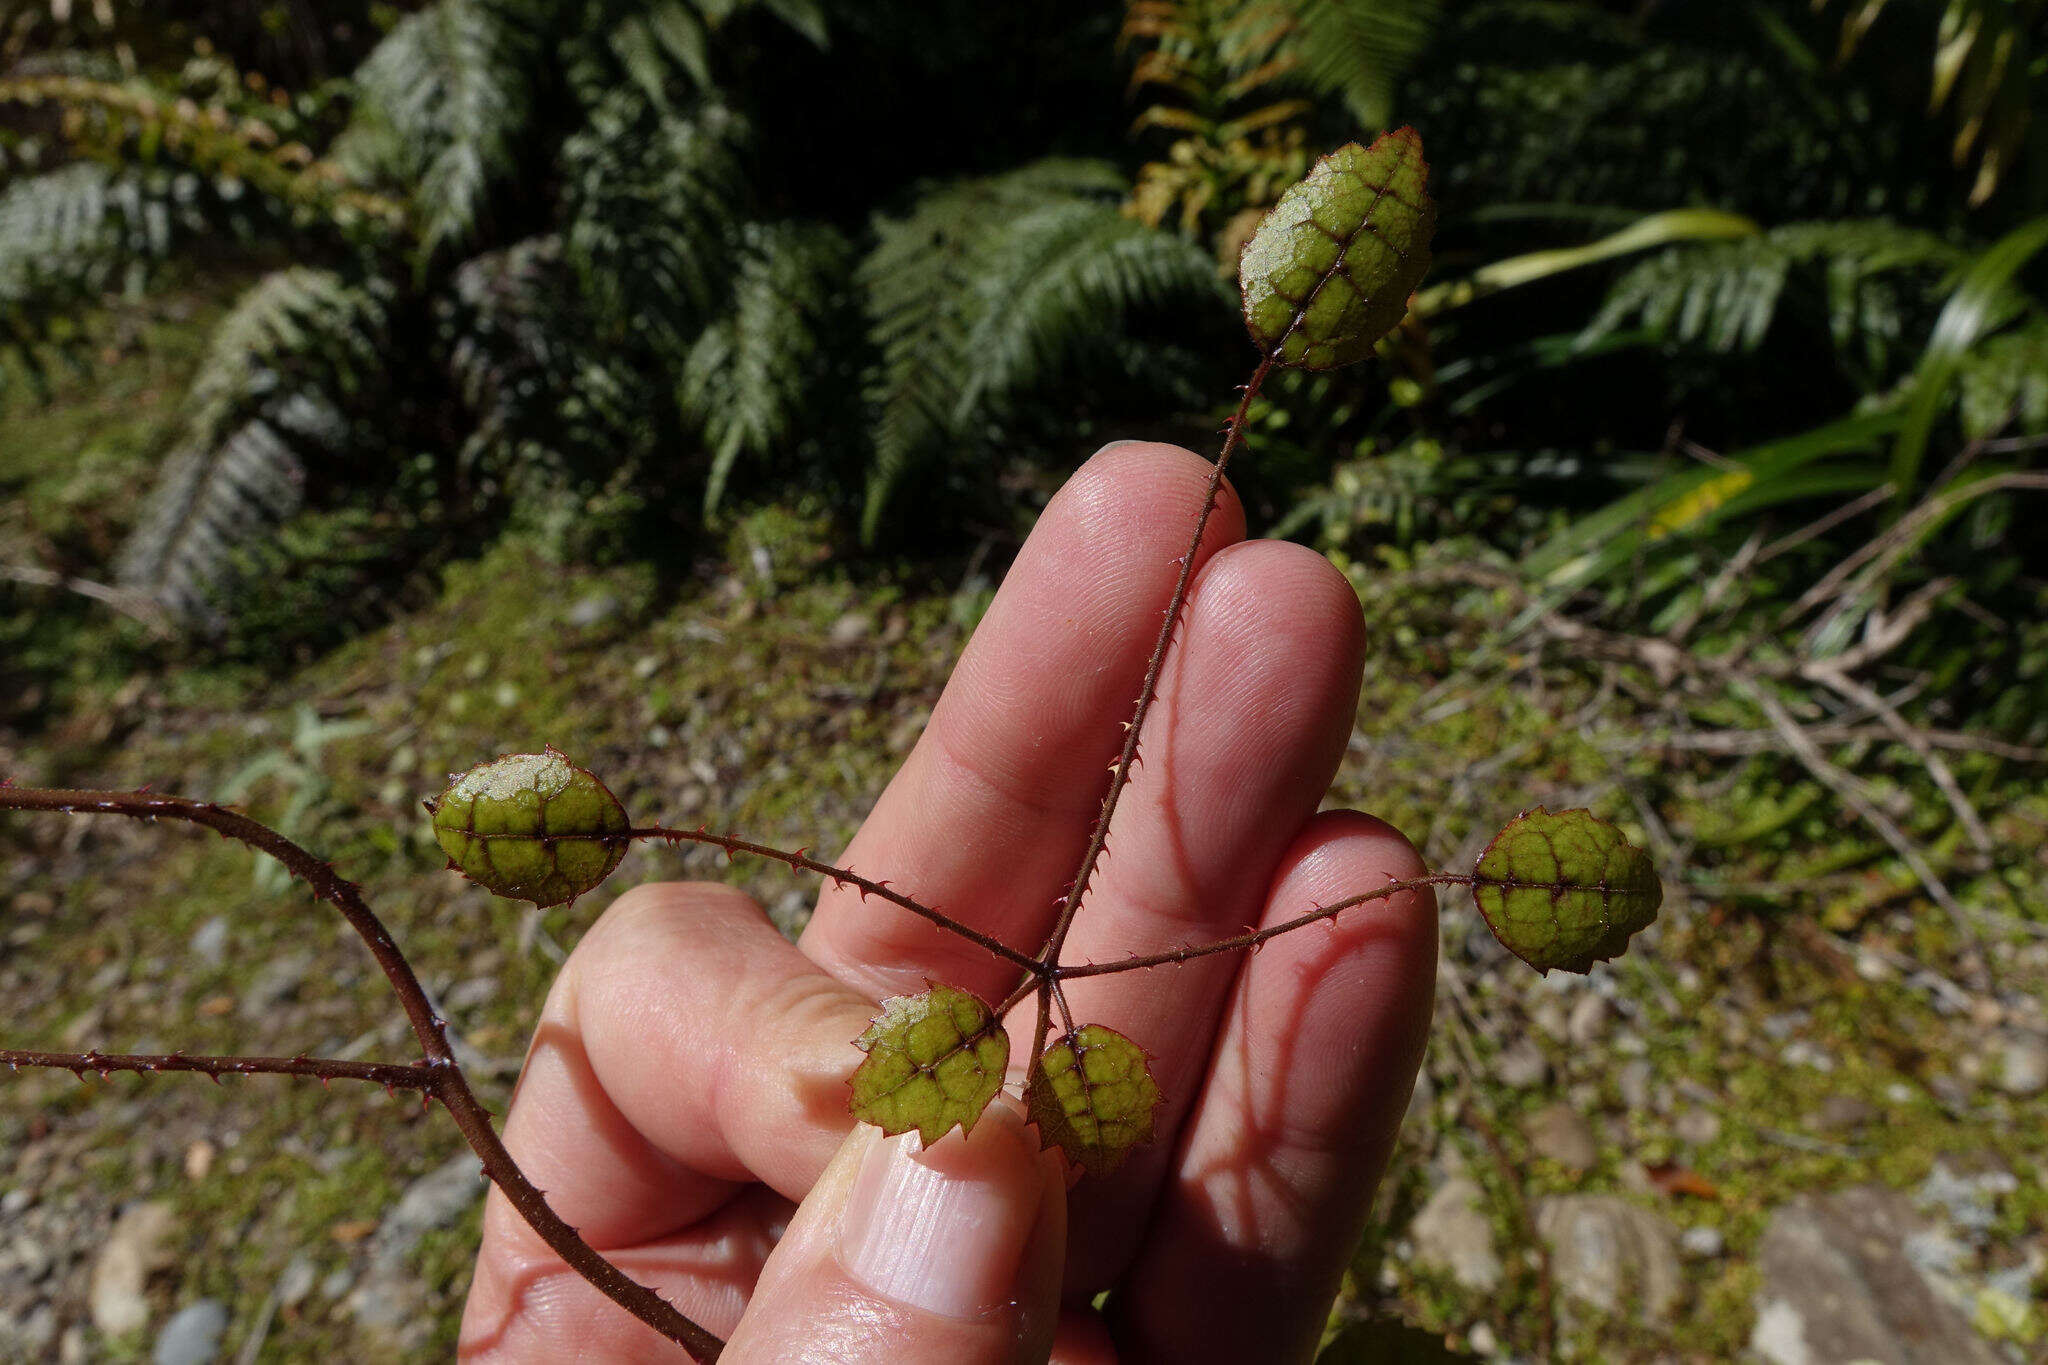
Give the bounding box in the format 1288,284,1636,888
838,1116,1040,1319
1095,438,1144,453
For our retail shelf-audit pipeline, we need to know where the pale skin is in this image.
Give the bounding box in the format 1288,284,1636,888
460,442,1439,1363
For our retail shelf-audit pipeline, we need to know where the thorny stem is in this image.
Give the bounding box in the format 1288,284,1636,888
627,825,1043,975
1051,875,1463,979
1,1049,436,1090
1034,352,1280,981
0,787,728,1363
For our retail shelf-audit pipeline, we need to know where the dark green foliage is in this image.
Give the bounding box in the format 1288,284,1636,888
859,158,1225,537
114,267,392,626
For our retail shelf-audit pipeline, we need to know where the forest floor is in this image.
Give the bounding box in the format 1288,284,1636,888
2,282,2043,1364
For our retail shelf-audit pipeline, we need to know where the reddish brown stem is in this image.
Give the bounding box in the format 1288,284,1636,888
628,824,1045,975
1053,874,1464,979
1037,353,1279,972
1,1049,435,1089
0,787,727,1362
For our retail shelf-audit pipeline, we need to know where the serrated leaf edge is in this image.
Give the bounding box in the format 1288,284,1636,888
1238,126,1435,370
849,981,1009,1143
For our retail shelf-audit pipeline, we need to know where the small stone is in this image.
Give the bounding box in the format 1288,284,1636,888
90,1200,179,1335
184,1140,216,1181
319,1268,355,1300
1466,1322,1498,1355
239,951,314,1020
152,1299,228,1365
1680,1225,1725,1259
1779,1039,1835,1072
1812,1094,1878,1133
188,916,229,968
1409,1176,1504,1292
277,1257,317,1308
1494,1038,1549,1090
1404,1064,1436,1131
1531,998,1569,1042
1,1188,32,1215
59,1326,88,1364
1751,1186,2002,1365
828,611,873,646
1916,1160,2016,1236
1525,1101,1598,1171
10,1305,56,1355
1674,1107,1722,1146
442,977,497,1012
1567,993,1611,1047
1996,1033,2048,1096
10,1233,52,1282
1617,1059,1653,1111
348,1156,487,1348
1535,1195,1684,1324
565,592,623,628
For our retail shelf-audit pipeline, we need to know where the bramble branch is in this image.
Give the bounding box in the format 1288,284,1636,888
0,785,728,1362
1037,352,1279,972
626,824,1044,974
0,1049,437,1090
1051,874,1466,979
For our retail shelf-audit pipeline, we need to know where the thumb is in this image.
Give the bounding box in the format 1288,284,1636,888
721,1100,1067,1364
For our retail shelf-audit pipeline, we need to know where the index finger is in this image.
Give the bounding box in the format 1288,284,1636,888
800,442,1245,1001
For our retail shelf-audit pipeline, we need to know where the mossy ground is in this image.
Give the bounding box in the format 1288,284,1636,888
2,282,2041,1361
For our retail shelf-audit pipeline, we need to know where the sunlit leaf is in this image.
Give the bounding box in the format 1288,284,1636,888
1025,1024,1161,1177
849,985,1008,1143
1238,126,1436,370
1472,807,1662,974
426,748,630,907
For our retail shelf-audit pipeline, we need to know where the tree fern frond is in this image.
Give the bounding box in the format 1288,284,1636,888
562,89,750,362
0,161,207,398
1282,0,1441,129
117,267,389,623
957,197,1227,419
1582,220,1976,382
345,0,537,258
680,220,852,513
443,233,630,472
859,159,1222,540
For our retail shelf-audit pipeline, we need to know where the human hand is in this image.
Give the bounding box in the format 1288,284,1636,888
460,442,1438,1363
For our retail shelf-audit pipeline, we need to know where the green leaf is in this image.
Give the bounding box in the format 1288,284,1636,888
1890,214,2048,509
1238,127,1436,370
1025,1024,1161,1177
426,748,630,907
1472,807,1661,974
849,985,1009,1144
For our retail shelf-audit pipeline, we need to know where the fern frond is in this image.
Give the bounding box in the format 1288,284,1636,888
117,267,390,623
859,160,1224,539
0,161,204,398
562,89,749,362
956,196,1227,418
442,233,641,474
1283,0,1441,129
1956,316,2048,438
680,220,852,513
345,0,537,258
1583,220,1974,381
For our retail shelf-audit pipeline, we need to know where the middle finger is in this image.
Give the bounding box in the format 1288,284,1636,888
1053,537,1366,1290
